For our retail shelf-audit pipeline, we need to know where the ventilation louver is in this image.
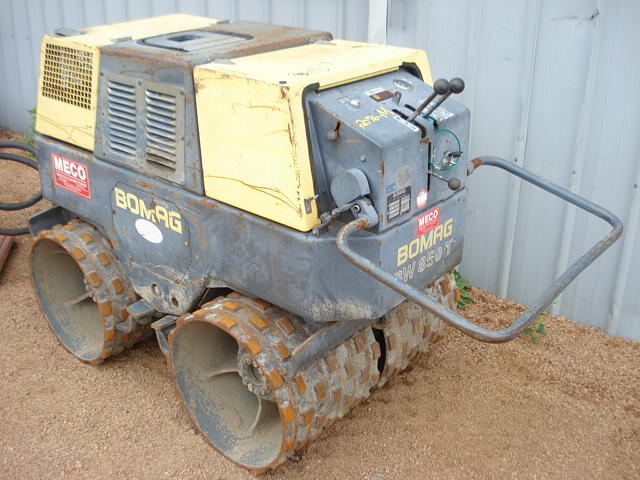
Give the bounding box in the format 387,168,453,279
42,43,93,109
144,90,178,169
106,80,137,157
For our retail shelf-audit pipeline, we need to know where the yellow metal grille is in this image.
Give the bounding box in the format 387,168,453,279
42,43,93,109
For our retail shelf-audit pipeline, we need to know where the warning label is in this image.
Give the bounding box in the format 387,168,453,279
416,189,428,208
51,153,91,199
387,186,411,221
416,207,440,237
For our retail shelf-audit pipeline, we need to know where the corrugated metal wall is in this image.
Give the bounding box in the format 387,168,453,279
387,0,640,340
1,0,638,339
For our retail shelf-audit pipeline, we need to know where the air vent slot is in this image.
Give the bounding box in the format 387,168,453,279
144,90,178,169
106,80,137,157
42,43,93,109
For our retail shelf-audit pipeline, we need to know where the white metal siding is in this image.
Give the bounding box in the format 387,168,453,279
0,0,638,339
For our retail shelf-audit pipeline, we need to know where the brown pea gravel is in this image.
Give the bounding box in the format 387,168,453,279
1,128,638,480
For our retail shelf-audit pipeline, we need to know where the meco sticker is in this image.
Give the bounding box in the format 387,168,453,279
416,189,428,209
416,207,440,237
51,153,91,199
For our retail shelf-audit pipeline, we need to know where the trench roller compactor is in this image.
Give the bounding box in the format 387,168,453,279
24,14,622,471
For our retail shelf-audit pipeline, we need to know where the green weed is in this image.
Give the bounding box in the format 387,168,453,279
523,315,547,343
454,270,475,309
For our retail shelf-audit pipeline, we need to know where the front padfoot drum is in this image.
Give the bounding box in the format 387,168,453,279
30,219,150,363
168,294,380,472
375,271,457,386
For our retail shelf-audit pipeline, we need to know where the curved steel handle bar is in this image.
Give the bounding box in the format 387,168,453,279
336,156,623,343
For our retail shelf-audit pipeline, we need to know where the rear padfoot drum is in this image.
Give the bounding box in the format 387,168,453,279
30,219,150,363
375,271,457,386
168,294,380,472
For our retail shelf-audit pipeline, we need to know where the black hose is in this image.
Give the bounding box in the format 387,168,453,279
0,141,42,236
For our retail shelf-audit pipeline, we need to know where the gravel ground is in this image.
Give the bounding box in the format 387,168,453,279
1,128,639,480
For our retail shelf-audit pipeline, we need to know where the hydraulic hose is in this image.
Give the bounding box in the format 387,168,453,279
0,141,42,235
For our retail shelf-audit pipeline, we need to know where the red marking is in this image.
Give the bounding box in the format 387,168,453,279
51,153,91,199
416,189,428,209
371,90,393,101
416,207,440,237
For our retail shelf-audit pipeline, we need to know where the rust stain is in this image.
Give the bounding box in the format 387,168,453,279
252,298,271,311
135,179,153,190
86,271,102,287
276,342,291,360
278,317,296,334
249,315,267,330
244,338,262,355
217,315,236,330
294,376,307,394
70,248,85,261
96,252,111,266
197,198,220,209
97,300,112,316
79,233,93,243
111,278,123,294
280,404,295,424
222,301,240,311
303,409,313,427
265,369,284,390
314,381,327,400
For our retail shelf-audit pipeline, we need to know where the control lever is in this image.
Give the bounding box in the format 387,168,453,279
421,78,465,119
428,170,462,190
407,78,449,121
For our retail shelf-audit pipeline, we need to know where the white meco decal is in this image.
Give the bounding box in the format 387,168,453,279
135,218,163,244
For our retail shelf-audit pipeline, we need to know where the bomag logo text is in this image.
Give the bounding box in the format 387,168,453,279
397,218,454,266
114,187,182,234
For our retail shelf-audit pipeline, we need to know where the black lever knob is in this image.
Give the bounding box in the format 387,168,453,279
448,178,462,190
433,78,450,95
408,78,449,121
421,77,465,119
449,77,465,94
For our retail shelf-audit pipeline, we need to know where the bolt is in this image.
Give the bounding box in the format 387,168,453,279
359,155,366,162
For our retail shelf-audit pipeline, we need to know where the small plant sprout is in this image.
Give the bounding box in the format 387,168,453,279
454,270,475,309
523,315,547,343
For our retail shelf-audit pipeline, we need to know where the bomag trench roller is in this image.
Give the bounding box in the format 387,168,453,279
23,14,622,471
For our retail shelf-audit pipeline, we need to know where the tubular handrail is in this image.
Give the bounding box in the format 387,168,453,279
336,156,623,343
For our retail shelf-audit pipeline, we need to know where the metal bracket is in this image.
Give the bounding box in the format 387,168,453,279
312,197,379,236
312,202,355,236
304,195,319,214
117,299,157,333
284,318,374,380
151,315,179,356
